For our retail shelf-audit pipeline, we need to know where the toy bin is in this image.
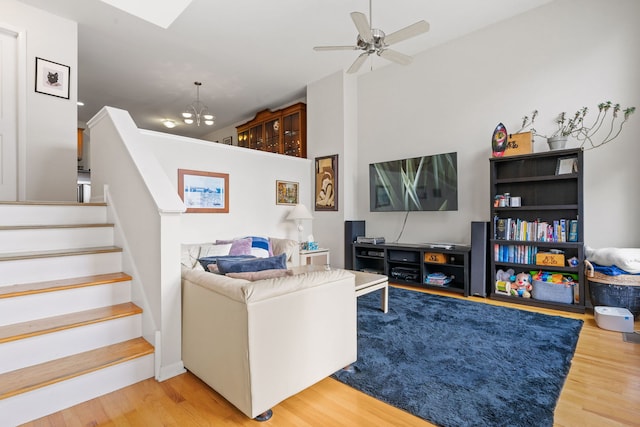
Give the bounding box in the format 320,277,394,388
531,279,574,304
586,260,640,317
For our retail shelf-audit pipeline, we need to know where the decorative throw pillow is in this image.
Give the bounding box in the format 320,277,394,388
226,269,293,281
270,237,298,263
198,255,256,271
227,237,253,256
216,253,287,274
248,236,273,258
181,244,203,269
199,243,232,258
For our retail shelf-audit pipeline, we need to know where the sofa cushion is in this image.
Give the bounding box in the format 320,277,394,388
226,269,293,281
217,253,287,274
182,242,232,270
270,237,298,263
248,236,273,258
199,255,256,271
201,243,232,258
182,267,355,303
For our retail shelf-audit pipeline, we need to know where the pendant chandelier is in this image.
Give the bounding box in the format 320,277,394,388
182,81,215,126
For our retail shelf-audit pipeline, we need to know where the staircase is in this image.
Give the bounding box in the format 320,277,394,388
0,202,154,426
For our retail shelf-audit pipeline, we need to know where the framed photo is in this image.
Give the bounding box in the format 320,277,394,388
178,169,229,213
222,136,233,145
556,156,578,175
315,154,338,211
35,57,70,99
276,180,299,205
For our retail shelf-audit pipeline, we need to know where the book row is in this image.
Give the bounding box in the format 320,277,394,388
493,217,578,242
494,244,539,264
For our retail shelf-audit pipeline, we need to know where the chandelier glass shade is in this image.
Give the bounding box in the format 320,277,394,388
183,82,215,126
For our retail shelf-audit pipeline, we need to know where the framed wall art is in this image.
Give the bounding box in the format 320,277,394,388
178,169,229,213
276,180,299,205
222,136,233,145
315,154,338,211
35,57,70,99
555,156,578,175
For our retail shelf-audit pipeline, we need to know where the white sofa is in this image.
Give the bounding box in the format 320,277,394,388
181,242,357,420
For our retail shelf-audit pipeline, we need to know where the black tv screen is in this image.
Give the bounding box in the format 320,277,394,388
369,152,458,212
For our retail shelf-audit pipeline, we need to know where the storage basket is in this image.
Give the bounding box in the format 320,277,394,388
585,260,640,317
532,279,574,304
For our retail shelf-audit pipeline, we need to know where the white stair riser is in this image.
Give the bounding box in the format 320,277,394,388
0,205,107,227
0,354,154,426
0,252,122,287
0,281,131,326
0,314,142,374
0,227,114,253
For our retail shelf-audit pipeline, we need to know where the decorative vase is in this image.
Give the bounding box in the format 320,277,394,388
547,136,568,150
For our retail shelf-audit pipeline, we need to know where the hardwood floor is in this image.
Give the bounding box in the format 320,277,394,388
22,287,640,427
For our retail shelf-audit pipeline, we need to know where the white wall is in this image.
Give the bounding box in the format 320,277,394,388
148,133,313,243
307,71,359,268
1,0,78,201
313,0,639,249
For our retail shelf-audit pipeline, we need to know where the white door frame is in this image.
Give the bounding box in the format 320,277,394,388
0,24,27,201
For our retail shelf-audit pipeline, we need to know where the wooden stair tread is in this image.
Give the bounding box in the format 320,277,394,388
0,272,132,299
0,337,153,400
0,201,106,206
0,223,114,230
0,246,122,262
0,302,142,344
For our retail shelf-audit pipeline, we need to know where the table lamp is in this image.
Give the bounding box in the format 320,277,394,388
286,204,313,245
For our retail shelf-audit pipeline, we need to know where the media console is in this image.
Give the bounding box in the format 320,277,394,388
352,242,471,296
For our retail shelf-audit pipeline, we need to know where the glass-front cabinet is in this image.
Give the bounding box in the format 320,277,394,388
236,102,306,158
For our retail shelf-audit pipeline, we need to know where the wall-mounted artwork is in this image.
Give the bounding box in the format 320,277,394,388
35,57,70,99
315,154,338,211
178,169,229,213
276,180,299,205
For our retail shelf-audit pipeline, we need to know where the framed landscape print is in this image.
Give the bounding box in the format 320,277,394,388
35,57,70,99
315,154,338,211
276,180,299,205
178,169,229,213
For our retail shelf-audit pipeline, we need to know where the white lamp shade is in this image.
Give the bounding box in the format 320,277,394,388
286,204,313,220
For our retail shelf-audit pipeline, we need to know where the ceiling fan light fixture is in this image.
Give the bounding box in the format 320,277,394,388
182,112,193,119
163,119,177,128
313,1,429,74
184,118,194,125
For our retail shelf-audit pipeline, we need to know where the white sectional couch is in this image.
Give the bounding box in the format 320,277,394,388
180,239,357,420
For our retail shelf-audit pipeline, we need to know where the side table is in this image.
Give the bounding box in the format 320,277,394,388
299,248,330,266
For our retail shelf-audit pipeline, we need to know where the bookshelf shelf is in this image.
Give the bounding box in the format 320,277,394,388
489,148,585,313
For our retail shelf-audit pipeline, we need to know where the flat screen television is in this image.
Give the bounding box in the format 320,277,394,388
369,152,458,212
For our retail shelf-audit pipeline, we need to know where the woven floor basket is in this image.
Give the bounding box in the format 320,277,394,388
585,260,640,316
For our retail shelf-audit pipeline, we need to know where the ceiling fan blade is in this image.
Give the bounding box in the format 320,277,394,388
347,52,369,74
384,20,430,46
350,11,373,44
313,45,359,51
379,49,413,66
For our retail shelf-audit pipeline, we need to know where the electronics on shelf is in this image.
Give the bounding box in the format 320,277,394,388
390,266,419,281
356,236,386,244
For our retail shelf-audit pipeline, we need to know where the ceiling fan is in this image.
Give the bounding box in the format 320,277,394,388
313,0,430,74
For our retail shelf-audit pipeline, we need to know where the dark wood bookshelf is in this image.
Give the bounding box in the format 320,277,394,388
489,148,585,313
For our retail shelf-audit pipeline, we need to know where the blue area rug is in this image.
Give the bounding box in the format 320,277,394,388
333,287,583,427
